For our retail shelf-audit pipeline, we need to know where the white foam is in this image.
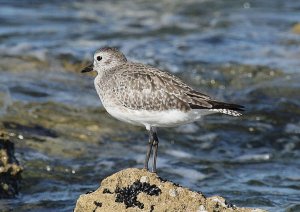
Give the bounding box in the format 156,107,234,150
285,123,300,134
166,149,193,159
175,123,199,133
169,167,207,183
236,153,271,162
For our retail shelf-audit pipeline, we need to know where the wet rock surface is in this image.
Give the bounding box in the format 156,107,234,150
74,168,266,212
0,130,22,198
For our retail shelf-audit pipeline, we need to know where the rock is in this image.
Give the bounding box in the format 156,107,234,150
0,56,49,72
0,130,22,198
291,23,300,34
75,168,266,212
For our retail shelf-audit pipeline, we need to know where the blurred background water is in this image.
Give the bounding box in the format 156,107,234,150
0,0,300,211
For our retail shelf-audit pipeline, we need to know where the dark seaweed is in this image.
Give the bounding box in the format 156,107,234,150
115,180,161,209
93,201,102,212
103,188,113,194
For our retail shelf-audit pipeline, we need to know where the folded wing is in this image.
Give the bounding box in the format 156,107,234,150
111,63,244,116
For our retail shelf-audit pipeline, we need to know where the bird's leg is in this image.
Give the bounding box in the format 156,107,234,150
152,130,159,173
144,128,154,170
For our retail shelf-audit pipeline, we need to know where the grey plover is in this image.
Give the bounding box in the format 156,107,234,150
81,47,244,172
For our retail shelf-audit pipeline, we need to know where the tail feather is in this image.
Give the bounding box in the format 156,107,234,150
208,108,242,117
208,100,244,111
209,100,244,116
189,100,244,117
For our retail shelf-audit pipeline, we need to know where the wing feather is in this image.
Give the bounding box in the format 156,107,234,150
102,63,243,115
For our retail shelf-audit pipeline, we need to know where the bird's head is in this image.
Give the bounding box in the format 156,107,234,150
81,47,127,74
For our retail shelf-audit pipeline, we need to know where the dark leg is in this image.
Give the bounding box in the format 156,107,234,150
144,128,154,170
152,130,159,173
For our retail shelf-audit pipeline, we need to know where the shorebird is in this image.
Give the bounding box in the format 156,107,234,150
81,47,244,172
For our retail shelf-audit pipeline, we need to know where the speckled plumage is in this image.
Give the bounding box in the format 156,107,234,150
91,49,243,120
97,62,208,111
82,47,244,172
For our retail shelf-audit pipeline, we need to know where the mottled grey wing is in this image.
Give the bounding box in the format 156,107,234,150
112,65,213,111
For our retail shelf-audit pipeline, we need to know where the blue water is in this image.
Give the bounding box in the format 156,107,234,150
0,0,300,211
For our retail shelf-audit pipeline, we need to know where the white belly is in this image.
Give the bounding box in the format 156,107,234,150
104,106,214,130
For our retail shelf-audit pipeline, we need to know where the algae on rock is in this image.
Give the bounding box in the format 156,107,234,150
75,168,266,212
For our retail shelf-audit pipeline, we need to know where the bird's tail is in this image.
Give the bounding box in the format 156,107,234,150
208,101,244,117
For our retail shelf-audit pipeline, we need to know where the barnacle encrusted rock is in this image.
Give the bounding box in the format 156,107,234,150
0,130,22,198
74,168,266,212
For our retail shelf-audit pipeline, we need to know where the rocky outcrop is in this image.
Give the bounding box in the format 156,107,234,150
0,130,22,198
292,23,300,34
75,168,266,212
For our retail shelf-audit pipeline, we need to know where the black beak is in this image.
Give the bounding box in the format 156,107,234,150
81,63,94,73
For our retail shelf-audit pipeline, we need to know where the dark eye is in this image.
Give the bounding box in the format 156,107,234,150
96,56,102,61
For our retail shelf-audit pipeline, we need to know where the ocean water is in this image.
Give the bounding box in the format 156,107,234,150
0,0,300,211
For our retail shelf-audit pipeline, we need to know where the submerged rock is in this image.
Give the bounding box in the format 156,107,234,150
0,56,49,73
74,168,266,212
0,130,22,198
291,23,300,34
